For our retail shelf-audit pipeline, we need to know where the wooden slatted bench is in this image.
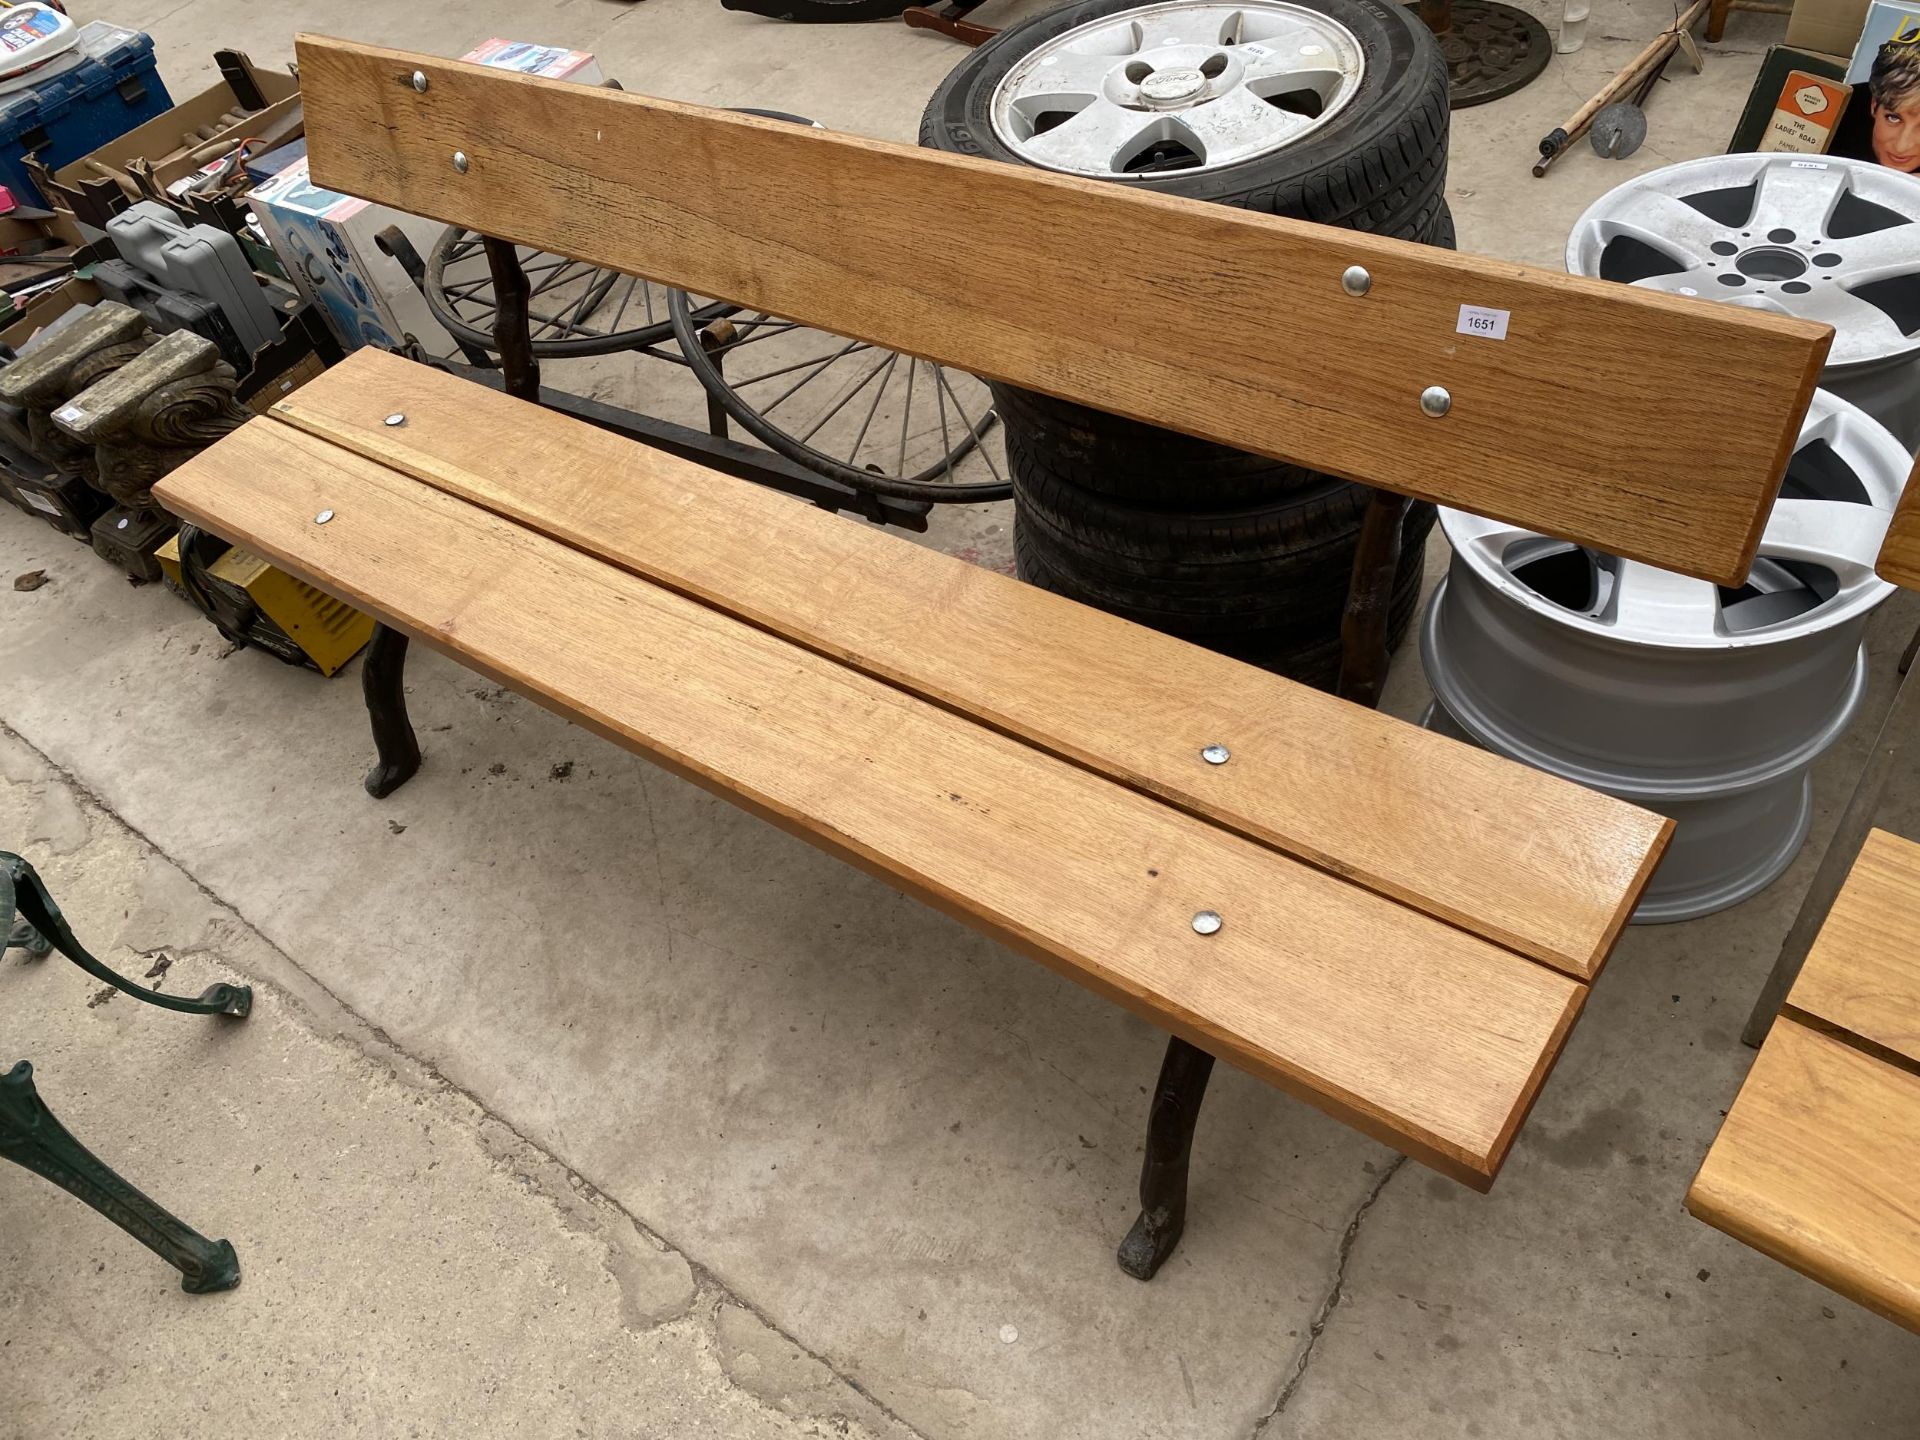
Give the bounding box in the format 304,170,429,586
1689,829,1920,1332
152,37,1832,1278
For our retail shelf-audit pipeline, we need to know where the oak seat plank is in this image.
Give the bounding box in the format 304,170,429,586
1686,1018,1920,1333
153,419,1590,1187
269,349,1669,981
1783,828,1920,1068
292,34,1832,587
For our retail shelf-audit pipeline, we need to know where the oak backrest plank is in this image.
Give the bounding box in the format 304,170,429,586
153,421,1587,1186
270,349,1668,980
1784,828,1920,1070
1879,459,1920,591
294,34,1831,587
1686,1018,1920,1333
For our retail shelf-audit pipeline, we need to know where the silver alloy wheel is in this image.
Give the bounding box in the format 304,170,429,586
1421,389,1910,923
986,0,1365,178
1566,155,1920,450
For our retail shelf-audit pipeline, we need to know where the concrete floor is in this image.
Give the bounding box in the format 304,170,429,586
3,1,1918,1436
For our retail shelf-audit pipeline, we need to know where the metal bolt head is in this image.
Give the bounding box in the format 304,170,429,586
314,509,335,525
384,413,407,427
1201,743,1231,766
1340,265,1371,297
452,151,470,174
1419,385,1452,418
1191,910,1223,936
411,70,428,93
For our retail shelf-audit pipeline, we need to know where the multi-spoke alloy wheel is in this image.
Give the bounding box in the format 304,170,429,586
985,0,1365,178
1568,155,1920,451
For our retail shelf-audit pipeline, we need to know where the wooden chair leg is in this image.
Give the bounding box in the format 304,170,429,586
1742,657,1920,1046
362,623,422,799
0,1061,241,1293
1116,1034,1215,1280
1705,0,1730,41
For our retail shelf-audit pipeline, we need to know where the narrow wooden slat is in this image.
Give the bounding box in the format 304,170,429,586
270,350,1669,980
1879,460,1920,591
1687,1019,1920,1333
154,422,1587,1187
294,34,1830,587
1783,828,1920,1071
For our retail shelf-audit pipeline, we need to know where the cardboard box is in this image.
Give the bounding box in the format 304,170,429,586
0,210,83,252
33,54,297,229
0,272,97,348
248,156,454,356
1786,0,1875,63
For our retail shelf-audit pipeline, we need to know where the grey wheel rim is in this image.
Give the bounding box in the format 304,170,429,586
1421,388,1911,923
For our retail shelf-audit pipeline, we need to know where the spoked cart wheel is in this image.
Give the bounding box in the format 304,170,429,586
668,292,1008,504
421,226,1006,505
424,227,730,357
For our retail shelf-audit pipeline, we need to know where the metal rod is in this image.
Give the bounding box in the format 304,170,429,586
756,341,865,415
732,344,871,390
896,358,916,478
932,359,955,480
934,367,1004,484
798,355,896,445
1534,0,1708,176
846,352,900,465
698,323,733,440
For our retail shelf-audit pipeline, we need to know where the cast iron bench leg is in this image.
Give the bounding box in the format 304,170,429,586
0,1061,241,1293
362,623,422,799
4,853,250,1018
1117,1034,1215,1280
1114,490,1410,1279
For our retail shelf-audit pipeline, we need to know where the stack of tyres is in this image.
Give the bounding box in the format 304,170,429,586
921,0,1450,687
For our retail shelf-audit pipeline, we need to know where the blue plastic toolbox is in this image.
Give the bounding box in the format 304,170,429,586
0,21,169,206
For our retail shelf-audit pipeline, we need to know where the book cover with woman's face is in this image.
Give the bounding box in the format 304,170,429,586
1868,41,1920,170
